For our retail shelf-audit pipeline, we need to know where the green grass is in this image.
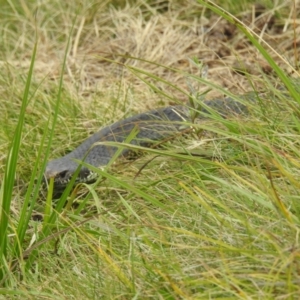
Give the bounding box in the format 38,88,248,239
0,0,300,299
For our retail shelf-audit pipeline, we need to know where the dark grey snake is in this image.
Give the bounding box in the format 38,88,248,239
44,95,252,197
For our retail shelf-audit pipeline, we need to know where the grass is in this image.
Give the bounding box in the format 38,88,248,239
0,0,300,298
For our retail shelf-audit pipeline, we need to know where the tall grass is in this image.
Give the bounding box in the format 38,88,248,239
0,0,299,298
0,40,37,284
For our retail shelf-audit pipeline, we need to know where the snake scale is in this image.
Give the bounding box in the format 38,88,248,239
44,96,251,197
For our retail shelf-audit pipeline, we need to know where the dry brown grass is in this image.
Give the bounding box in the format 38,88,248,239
2,0,298,112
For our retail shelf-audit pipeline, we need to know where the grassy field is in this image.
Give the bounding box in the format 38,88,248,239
0,0,300,299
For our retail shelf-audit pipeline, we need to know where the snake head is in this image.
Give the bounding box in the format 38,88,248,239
43,159,98,198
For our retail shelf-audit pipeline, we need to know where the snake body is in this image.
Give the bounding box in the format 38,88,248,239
45,96,251,197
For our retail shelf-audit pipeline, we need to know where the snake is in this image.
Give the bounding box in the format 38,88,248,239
44,95,252,198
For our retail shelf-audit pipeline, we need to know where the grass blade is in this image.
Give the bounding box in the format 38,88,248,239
0,40,37,283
